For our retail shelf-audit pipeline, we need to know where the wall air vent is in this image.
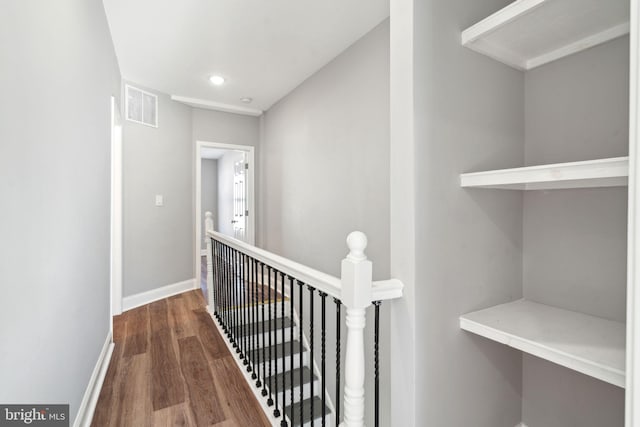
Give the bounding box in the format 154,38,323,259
125,84,158,127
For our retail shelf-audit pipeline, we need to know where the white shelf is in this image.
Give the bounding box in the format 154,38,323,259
460,157,628,190
462,0,629,70
460,299,625,387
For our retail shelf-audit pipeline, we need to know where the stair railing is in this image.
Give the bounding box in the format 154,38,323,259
204,211,403,427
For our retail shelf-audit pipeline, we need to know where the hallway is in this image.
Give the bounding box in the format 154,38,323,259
91,290,270,426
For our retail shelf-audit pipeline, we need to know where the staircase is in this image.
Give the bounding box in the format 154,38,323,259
228,300,333,427
203,210,404,427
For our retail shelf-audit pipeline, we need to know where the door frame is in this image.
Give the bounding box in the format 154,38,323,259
110,96,124,323
195,140,256,291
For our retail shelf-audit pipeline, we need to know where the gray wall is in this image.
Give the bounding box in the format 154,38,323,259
192,108,260,148
260,19,390,426
123,85,193,296
217,151,245,237
260,20,390,279
413,0,525,426
201,159,218,249
521,37,629,427
0,0,121,422
122,92,260,298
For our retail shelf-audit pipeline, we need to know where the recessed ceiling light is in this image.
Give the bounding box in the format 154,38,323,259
240,97,253,104
209,75,225,86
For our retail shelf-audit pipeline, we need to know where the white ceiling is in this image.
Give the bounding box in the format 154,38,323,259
103,0,389,114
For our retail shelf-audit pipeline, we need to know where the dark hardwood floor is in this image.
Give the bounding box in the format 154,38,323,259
92,289,270,427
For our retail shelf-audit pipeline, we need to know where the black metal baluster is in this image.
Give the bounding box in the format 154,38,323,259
222,244,228,332
279,271,286,425
308,286,315,426
273,270,281,418
298,280,304,427
223,244,228,333
246,255,253,373
214,240,220,318
216,242,224,324
373,301,381,427
226,245,232,337
221,242,227,328
335,298,341,427
241,253,247,363
231,249,240,353
211,239,217,318
320,292,327,427
254,259,261,387
261,262,268,397
267,266,274,407
237,252,242,354
248,256,254,373
230,248,235,342
287,276,295,427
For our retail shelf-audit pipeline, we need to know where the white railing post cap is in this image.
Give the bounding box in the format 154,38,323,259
346,231,368,262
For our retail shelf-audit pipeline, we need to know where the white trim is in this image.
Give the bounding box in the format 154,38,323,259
461,0,630,71
460,157,629,190
196,140,256,293
172,95,263,117
207,229,404,303
73,332,114,427
122,279,195,312
626,1,640,425
210,229,342,299
461,0,546,46
460,299,625,388
110,96,123,319
200,249,207,257
526,22,630,70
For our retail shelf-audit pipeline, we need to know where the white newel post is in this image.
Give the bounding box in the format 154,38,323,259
340,231,373,427
205,211,215,314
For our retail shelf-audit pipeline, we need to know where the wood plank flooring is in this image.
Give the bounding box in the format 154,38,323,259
92,290,270,427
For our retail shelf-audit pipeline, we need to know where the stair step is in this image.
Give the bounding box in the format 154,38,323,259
249,340,304,363
268,367,316,391
234,317,293,337
227,302,292,322
285,397,331,427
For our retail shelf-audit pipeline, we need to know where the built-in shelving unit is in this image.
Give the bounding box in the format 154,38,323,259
462,0,629,70
460,157,629,190
460,299,625,387
457,0,633,424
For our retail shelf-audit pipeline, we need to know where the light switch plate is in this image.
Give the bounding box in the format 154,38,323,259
155,194,164,206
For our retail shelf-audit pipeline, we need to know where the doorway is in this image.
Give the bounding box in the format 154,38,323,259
195,141,255,295
110,96,123,325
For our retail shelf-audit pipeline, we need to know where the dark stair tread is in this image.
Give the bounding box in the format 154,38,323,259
249,340,304,363
267,367,317,391
285,396,330,426
233,317,293,337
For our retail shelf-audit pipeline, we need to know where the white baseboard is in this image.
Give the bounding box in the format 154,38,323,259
122,278,196,312
73,332,114,427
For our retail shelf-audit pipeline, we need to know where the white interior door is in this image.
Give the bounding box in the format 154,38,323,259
232,156,247,241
